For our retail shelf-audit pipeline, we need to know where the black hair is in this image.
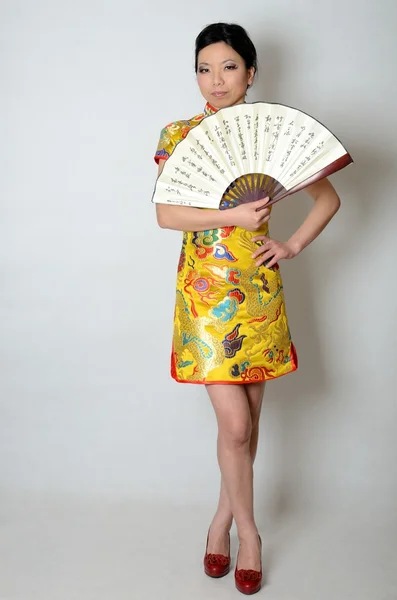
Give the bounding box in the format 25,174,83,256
194,22,258,87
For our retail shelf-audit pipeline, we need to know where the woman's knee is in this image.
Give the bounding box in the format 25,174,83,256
220,418,252,448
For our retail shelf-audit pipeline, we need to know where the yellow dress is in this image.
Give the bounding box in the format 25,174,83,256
154,101,298,384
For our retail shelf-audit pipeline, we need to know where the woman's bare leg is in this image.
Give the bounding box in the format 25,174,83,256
206,382,266,555
206,382,265,552
245,381,266,460
205,382,265,569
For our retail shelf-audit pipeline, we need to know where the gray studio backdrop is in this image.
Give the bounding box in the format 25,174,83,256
1,0,396,514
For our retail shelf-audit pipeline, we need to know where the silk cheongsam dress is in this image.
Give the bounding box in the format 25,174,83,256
154,101,298,384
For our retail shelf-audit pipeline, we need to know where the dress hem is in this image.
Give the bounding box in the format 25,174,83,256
170,343,298,385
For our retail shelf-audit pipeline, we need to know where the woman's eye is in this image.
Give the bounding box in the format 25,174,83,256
198,65,237,73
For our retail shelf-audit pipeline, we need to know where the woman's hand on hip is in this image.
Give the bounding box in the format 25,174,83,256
250,235,299,268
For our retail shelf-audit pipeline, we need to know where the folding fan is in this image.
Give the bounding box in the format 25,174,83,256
152,102,353,209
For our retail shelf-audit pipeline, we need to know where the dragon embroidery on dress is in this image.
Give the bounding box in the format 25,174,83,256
155,103,298,383
182,331,213,359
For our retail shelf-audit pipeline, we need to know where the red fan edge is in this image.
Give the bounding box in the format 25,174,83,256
268,153,353,206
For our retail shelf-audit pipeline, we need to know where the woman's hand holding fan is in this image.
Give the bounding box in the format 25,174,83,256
229,196,271,231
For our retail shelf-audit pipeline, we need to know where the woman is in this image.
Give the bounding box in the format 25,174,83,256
153,23,341,595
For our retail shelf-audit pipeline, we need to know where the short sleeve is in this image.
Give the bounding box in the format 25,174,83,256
153,124,177,165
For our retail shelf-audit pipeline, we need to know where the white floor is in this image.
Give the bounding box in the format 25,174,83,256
0,491,396,600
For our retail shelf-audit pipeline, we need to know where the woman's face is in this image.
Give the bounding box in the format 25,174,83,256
196,41,255,109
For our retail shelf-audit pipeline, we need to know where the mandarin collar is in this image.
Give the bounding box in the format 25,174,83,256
204,101,218,116
203,100,247,116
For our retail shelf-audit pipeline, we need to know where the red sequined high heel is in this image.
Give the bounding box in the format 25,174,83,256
234,534,262,595
203,527,231,578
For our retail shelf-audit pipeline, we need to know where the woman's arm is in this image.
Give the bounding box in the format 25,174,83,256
154,159,271,232
251,177,341,268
